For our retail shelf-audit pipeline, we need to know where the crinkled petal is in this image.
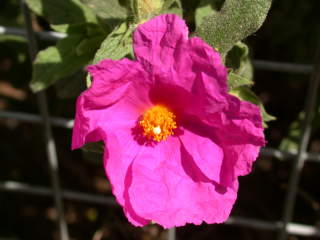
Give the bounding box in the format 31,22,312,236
173,37,228,93
133,14,188,72
72,59,151,149
179,129,223,184
72,59,153,225
208,95,265,187
127,137,238,228
135,15,230,116
72,14,265,229
149,82,205,118
86,58,143,107
175,37,229,115
103,124,150,226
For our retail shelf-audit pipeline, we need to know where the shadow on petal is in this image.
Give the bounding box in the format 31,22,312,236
182,115,221,143
180,143,227,195
123,162,150,226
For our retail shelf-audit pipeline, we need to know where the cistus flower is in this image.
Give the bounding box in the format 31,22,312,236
72,14,265,228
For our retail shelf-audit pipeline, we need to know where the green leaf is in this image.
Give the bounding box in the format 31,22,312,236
0,34,26,44
55,71,87,98
161,0,182,16
226,42,250,73
80,0,127,20
230,86,275,127
76,34,105,56
25,0,97,25
162,0,176,9
280,96,320,153
50,24,70,33
92,22,133,64
86,22,133,87
279,114,302,153
228,72,253,90
30,34,101,92
80,0,127,30
50,24,87,34
226,41,254,89
195,0,272,55
195,0,224,26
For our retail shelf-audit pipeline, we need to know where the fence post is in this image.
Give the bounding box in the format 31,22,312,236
278,50,320,240
20,1,70,239
168,227,176,240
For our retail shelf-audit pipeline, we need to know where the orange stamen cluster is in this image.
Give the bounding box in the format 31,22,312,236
139,105,177,142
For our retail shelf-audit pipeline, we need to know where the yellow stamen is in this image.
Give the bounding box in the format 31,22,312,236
139,105,177,142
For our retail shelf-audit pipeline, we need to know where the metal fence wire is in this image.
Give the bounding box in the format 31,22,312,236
0,2,320,240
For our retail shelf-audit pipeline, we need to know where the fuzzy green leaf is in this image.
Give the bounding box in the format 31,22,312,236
226,41,254,89
228,72,253,90
195,0,223,26
25,0,97,25
92,22,133,64
86,22,133,87
195,0,272,55
226,42,251,75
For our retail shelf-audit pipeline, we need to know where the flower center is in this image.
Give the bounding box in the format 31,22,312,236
139,105,177,142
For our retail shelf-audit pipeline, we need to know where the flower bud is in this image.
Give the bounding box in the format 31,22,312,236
133,0,163,23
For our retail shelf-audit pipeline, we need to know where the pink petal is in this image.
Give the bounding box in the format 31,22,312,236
127,137,238,228
103,123,150,226
148,82,205,118
173,37,229,115
133,14,188,72
72,59,152,150
173,37,228,93
179,129,223,184
134,15,230,117
208,96,265,187
86,58,148,107
72,14,265,229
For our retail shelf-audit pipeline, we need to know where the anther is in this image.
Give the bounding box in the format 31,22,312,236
139,105,177,142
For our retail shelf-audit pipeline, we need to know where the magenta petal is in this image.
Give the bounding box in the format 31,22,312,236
127,138,238,228
72,14,265,229
72,58,153,225
209,96,265,187
86,58,149,108
103,124,150,226
133,14,188,71
72,66,151,149
173,37,228,93
179,129,223,184
225,98,265,177
177,37,229,114
72,59,152,150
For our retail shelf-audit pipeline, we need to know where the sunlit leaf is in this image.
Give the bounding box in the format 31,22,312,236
26,0,97,24
195,0,272,55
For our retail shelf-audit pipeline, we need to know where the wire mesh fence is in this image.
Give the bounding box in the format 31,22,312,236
1,2,320,240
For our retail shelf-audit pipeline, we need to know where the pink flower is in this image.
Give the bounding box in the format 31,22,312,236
72,14,265,228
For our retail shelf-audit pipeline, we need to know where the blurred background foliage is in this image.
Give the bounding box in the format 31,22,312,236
1,0,320,239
